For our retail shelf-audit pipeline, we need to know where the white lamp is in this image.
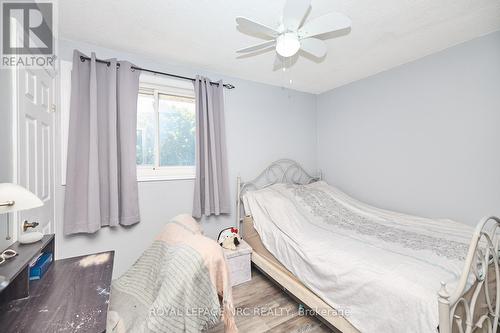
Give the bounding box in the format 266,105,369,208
0,183,43,240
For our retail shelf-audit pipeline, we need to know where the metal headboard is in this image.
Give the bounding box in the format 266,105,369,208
236,159,321,229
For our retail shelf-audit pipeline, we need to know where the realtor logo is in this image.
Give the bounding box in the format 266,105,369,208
1,1,56,68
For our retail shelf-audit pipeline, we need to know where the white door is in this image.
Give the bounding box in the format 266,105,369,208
16,67,56,237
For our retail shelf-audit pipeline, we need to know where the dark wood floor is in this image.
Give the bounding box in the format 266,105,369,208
206,268,331,333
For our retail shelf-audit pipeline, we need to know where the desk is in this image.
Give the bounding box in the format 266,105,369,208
0,247,114,333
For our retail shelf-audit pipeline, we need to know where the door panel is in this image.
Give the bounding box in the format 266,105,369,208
40,123,50,201
17,67,55,237
24,115,37,193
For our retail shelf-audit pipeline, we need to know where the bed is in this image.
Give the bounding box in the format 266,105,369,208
236,159,500,333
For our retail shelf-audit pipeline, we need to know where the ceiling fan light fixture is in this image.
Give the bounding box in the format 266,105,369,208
235,0,352,66
276,33,300,58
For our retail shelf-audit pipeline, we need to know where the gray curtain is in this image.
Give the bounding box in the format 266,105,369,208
192,76,230,218
64,50,141,235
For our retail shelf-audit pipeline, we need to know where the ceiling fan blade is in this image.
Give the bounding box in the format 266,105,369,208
282,0,311,31
237,40,276,53
236,17,279,38
298,12,351,39
300,38,327,58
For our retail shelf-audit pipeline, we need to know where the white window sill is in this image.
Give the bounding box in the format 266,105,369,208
137,166,196,182
137,175,195,182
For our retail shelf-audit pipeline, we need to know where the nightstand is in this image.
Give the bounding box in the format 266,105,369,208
223,239,252,286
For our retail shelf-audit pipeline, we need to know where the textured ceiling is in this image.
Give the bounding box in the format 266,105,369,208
59,0,500,94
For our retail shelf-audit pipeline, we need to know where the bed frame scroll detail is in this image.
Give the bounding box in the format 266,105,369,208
236,159,321,229
438,216,500,333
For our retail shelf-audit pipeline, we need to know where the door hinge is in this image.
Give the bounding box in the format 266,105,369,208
50,104,56,113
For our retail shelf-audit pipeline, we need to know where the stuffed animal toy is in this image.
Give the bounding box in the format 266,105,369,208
217,227,241,250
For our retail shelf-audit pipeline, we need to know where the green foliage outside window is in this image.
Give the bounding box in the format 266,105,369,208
136,92,195,167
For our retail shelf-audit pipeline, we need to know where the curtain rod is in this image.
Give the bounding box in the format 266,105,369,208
79,55,235,89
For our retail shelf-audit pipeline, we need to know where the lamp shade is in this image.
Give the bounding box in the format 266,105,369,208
0,183,43,214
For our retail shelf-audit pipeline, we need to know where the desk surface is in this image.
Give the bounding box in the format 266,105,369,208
0,251,114,333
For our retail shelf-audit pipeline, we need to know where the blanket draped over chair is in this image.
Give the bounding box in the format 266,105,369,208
107,214,238,333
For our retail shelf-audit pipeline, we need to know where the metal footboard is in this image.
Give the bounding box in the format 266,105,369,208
438,216,500,333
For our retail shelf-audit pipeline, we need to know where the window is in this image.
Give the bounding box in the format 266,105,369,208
136,76,196,181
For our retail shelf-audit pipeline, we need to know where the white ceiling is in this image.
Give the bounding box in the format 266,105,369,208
59,0,500,94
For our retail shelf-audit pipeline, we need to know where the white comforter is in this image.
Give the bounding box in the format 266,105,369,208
244,181,474,333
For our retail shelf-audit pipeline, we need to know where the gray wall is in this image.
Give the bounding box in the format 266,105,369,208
316,31,500,226
56,40,318,276
0,69,14,250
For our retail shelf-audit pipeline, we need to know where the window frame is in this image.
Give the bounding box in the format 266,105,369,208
136,79,196,182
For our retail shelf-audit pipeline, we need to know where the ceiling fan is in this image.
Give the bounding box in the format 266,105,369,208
236,0,351,60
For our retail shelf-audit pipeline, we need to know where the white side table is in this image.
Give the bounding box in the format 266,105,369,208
223,239,252,286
